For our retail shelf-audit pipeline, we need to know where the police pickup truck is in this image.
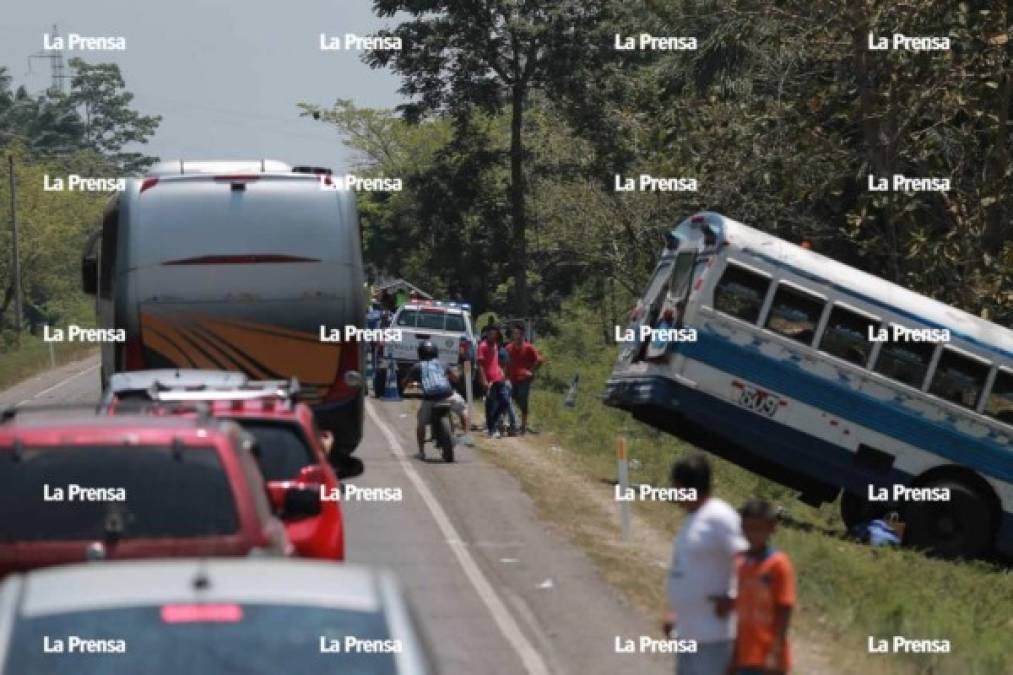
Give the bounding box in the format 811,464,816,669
373,301,476,397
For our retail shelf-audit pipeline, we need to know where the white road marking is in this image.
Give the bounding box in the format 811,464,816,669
17,363,101,406
366,400,551,675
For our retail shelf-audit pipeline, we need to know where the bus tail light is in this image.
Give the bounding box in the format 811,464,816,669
139,177,159,193
324,342,361,402
124,333,145,370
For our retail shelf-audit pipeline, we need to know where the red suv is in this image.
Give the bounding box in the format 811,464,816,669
104,373,347,561
0,412,295,576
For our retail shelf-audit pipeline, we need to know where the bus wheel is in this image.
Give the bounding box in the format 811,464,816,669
840,491,883,532
903,480,993,559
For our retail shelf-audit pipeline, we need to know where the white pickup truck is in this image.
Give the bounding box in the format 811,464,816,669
373,301,476,397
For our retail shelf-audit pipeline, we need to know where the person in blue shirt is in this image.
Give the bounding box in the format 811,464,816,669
403,341,471,457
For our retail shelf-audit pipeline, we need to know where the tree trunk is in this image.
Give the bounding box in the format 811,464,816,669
982,58,1010,256
510,84,528,317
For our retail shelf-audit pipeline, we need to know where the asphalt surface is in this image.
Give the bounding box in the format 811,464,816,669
1,355,668,675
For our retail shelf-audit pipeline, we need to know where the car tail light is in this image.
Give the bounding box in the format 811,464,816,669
161,604,243,624
324,341,360,402
139,177,159,193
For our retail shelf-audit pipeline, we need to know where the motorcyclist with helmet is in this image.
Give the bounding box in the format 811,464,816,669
402,341,472,457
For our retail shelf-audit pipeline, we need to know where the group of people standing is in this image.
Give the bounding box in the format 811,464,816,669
475,321,545,438
666,454,796,675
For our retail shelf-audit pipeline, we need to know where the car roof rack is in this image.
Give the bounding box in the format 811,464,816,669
107,399,215,422
3,401,219,427
106,369,249,393
142,377,302,405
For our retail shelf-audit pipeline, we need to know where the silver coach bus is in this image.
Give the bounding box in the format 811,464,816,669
81,160,367,455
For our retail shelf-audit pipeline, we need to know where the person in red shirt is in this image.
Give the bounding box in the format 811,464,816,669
476,325,510,438
731,498,795,675
505,323,545,435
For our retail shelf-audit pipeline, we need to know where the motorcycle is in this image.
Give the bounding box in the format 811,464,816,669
428,400,455,463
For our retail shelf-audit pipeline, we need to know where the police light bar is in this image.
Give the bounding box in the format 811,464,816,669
416,299,472,313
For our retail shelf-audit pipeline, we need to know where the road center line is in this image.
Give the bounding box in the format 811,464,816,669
366,400,551,675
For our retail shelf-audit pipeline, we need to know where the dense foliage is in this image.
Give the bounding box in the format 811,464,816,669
323,0,1010,330
0,60,159,347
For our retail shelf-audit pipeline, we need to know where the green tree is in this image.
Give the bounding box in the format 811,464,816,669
365,0,617,316
67,58,161,173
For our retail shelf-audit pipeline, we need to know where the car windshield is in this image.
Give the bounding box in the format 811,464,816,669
0,445,239,541
3,604,400,674
395,309,464,332
236,421,316,481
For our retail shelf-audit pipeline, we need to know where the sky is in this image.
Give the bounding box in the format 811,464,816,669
0,0,406,172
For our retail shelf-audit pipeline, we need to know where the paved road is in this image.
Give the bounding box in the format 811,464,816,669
2,355,668,675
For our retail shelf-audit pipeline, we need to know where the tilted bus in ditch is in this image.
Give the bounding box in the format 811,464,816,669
81,160,367,456
604,212,1013,559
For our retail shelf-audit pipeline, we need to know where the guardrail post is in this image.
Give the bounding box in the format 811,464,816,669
617,436,631,542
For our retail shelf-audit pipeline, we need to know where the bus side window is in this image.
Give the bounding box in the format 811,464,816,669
871,331,935,389
712,264,770,324
928,349,990,409
98,201,120,299
983,370,1013,424
764,284,824,345
819,305,879,367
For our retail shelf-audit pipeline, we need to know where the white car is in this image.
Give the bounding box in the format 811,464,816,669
374,301,475,397
0,558,434,674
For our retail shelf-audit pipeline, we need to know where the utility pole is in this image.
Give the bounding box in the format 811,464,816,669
9,155,23,341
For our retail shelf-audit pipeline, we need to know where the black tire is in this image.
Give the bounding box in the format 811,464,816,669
903,479,994,559
437,416,455,463
373,369,386,398
840,490,888,532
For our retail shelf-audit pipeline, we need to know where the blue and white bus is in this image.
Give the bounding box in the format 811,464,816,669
604,212,1013,559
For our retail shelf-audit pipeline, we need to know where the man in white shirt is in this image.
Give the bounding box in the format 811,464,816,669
663,453,747,675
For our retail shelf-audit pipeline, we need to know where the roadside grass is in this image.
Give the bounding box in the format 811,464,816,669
0,336,96,393
515,304,1013,675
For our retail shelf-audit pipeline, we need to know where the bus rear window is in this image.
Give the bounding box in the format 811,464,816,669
713,264,770,324
872,332,936,389
984,370,1013,425
819,305,879,366
928,348,989,409
764,284,824,345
